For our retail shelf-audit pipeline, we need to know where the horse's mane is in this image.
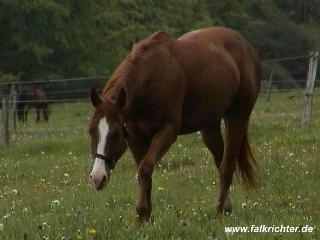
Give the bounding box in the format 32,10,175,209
101,60,130,98
101,31,172,99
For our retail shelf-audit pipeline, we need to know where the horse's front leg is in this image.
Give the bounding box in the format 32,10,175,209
135,123,177,223
25,108,29,123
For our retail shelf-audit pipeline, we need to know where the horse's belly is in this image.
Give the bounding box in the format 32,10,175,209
179,120,205,134
179,109,222,134
179,82,236,134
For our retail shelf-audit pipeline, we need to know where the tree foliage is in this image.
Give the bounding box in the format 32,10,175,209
0,0,319,82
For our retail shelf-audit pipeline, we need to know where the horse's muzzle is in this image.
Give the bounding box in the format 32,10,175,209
89,173,108,190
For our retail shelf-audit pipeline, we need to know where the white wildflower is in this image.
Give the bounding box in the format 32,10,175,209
51,200,60,208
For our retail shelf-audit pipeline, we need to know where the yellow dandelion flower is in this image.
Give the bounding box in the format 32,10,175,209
76,235,83,240
87,227,97,236
76,229,83,239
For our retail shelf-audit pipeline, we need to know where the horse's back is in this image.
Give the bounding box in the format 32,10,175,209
178,27,260,90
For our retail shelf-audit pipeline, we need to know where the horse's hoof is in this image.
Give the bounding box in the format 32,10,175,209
135,214,152,226
223,198,233,215
135,218,149,227
208,205,232,219
207,208,222,220
223,206,232,215
207,211,216,220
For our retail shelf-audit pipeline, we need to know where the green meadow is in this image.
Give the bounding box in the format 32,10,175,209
0,92,319,240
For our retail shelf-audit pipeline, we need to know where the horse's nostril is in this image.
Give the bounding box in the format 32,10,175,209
102,175,107,184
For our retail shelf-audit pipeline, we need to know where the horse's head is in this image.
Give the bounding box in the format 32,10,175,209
88,88,127,190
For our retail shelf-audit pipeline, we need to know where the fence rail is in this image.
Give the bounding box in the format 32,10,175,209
0,76,107,86
0,53,319,145
261,55,309,63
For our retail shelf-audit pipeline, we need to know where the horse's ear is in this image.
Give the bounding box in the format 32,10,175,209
90,88,102,108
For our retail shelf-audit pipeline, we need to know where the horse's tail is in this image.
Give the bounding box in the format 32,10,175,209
236,128,257,188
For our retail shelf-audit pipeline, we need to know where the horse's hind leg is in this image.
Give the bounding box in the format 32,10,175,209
201,119,232,214
24,109,28,123
43,106,49,121
216,116,249,215
36,108,40,122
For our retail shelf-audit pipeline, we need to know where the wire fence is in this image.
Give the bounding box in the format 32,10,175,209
0,54,316,103
0,54,319,143
0,79,316,104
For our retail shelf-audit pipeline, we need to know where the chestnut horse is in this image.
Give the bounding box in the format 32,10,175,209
88,27,261,222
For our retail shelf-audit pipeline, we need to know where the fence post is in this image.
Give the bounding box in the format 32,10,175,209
1,97,10,145
9,84,17,131
13,87,17,131
302,51,319,129
266,72,274,101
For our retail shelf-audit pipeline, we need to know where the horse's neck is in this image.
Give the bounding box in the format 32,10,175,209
102,77,122,101
102,60,137,103
102,60,128,96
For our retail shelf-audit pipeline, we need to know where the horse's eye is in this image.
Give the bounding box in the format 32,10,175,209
123,128,127,138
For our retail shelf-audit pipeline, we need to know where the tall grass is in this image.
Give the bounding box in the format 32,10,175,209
0,92,319,239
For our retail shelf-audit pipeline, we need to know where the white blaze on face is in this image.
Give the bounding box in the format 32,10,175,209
97,117,109,156
89,117,110,188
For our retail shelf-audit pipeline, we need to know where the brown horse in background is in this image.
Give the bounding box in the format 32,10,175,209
88,27,261,222
16,86,50,123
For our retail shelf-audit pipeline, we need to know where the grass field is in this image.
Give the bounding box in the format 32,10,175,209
0,92,319,240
